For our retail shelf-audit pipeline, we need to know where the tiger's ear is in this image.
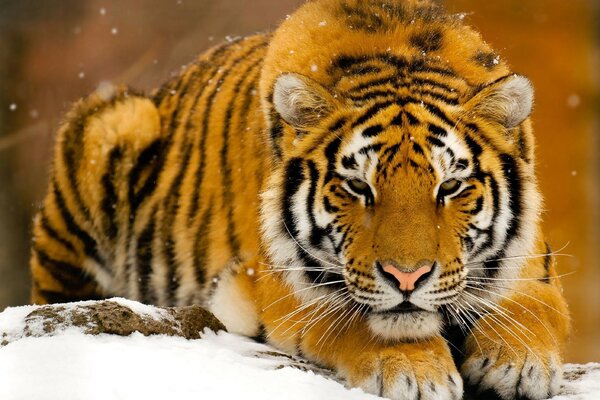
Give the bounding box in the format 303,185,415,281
466,74,534,128
272,73,338,131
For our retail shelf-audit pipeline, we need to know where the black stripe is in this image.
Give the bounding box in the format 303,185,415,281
541,242,552,284
469,196,484,215
165,44,233,140
283,158,336,285
129,138,164,214
470,175,498,259
282,158,305,240
409,29,443,52
328,116,348,132
358,143,384,155
478,178,502,274
269,109,285,159
347,89,396,102
193,200,214,288
250,324,267,343
351,100,395,128
163,142,194,305
411,87,459,104
452,185,477,200
283,159,333,284
412,141,424,155
462,236,474,253
404,111,419,125
136,209,156,303
421,102,454,126
500,153,522,239
306,160,326,247
348,76,395,94
381,143,401,163
324,136,343,183
341,155,358,169
428,123,448,137
409,77,458,95
188,40,268,221
34,247,94,290
186,67,228,221
462,131,483,157
101,147,122,241
426,136,445,147
445,148,456,164
52,182,104,267
220,59,262,257
362,124,384,137
323,196,339,213
60,91,131,226
455,158,469,170
409,59,456,76
305,115,348,156
39,212,77,254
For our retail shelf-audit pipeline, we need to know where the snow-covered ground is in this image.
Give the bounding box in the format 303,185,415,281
0,300,598,400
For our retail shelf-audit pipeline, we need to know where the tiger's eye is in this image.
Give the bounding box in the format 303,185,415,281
347,178,370,193
438,179,461,202
440,179,460,193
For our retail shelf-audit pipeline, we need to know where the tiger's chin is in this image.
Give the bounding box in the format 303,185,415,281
366,311,443,341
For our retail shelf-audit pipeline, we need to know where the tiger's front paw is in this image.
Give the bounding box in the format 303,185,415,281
461,330,562,400
342,343,462,400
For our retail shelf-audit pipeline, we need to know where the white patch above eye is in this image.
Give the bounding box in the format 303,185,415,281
430,128,473,188
337,128,380,197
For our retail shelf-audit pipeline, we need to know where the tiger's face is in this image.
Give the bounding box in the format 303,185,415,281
261,70,540,340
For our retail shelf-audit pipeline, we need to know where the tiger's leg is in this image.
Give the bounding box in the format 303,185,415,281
30,87,163,304
460,247,571,400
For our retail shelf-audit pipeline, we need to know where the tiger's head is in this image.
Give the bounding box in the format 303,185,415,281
260,0,541,340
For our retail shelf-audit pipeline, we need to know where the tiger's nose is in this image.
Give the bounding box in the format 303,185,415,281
381,261,433,293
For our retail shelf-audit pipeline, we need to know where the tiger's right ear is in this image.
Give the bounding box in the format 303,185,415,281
465,74,534,129
272,73,338,132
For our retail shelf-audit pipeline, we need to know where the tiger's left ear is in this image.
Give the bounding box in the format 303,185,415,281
466,74,534,128
272,73,338,132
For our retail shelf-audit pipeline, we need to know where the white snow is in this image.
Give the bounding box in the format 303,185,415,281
0,329,375,400
0,301,598,400
110,297,170,320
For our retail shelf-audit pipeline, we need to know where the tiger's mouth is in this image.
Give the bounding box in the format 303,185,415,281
373,301,426,315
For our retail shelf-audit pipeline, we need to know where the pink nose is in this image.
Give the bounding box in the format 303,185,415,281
382,263,432,292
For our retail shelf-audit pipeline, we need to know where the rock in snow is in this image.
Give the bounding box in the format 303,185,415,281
0,299,598,400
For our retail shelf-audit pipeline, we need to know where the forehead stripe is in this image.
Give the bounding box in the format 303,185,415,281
426,136,445,147
422,102,454,126
428,123,448,137
351,100,396,128
362,124,384,137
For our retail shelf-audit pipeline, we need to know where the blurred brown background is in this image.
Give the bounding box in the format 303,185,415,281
0,1,598,363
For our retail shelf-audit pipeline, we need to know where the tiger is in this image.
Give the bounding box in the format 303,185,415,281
29,0,571,399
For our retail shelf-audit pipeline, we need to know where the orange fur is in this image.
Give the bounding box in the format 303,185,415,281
31,1,569,399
